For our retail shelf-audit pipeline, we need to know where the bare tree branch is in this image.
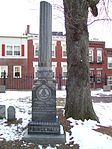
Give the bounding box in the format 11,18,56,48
88,18,112,25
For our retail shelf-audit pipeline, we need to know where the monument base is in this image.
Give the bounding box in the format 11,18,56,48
28,118,60,134
23,125,66,145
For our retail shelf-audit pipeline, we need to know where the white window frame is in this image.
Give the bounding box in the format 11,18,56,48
33,62,38,78
13,66,22,78
107,75,112,86
61,62,67,78
89,69,94,83
14,45,21,56
6,45,13,56
89,47,94,63
34,42,39,58
0,66,8,78
108,57,112,69
6,45,21,57
96,48,102,63
96,70,102,83
61,42,67,58
52,62,57,78
52,41,56,58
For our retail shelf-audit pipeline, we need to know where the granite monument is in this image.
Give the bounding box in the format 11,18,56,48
0,105,6,119
23,1,65,144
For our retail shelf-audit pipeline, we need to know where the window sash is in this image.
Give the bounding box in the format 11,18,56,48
14,46,20,56
62,72,67,77
34,43,39,57
52,50,55,57
96,71,102,83
34,65,38,78
13,66,21,78
14,51,20,55
62,44,67,57
6,45,21,56
108,57,112,69
89,70,94,82
63,51,67,57
35,50,39,56
0,66,8,78
62,65,67,77
6,46,13,56
52,65,56,78
52,44,56,58
107,76,112,85
89,48,94,62
97,49,102,63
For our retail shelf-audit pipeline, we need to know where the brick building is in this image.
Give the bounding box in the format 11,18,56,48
0,34,112,90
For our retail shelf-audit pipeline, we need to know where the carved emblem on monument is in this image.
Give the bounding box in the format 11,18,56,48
36,85,51,100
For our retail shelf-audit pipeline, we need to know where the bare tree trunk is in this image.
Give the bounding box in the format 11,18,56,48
63,0,99,121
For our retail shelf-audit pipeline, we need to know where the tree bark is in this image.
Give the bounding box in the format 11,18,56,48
63,0,99,121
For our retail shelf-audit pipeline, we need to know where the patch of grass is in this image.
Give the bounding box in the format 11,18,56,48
0,140,35,149
56,143,79,149
93,125,112,137
57,109,73,134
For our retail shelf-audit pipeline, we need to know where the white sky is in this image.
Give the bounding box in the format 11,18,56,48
0,0,112,47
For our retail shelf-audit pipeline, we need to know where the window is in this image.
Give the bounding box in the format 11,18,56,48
6,45,21,56
61,62,67,77
14,46,20,56
52,43,56,58
89,70,94,83
97,48,102,63
6,46,13,56
13,66,21,78
0,66,8,78
52,62,57,78
62,44,67,58
108,57,112,69
33,62,38,78
34,43,39,57
89,48,94,63
107,76,112,86
34,65,38,78
96,70,102,83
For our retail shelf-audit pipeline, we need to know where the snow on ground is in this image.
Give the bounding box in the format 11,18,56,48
0,89,112,149
91,89,112,97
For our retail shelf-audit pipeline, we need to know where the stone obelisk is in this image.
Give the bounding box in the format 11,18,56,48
37,0,53,79
23,1,65,144
39,0,52,68
30,1,57,125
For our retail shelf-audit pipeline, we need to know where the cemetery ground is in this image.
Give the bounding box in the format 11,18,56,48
0,90,112,149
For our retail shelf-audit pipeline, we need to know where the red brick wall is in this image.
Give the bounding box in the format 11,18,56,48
1,38,112,90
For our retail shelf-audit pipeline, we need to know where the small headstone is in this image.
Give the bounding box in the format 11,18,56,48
103,85,111,92
0,85,5,93
7,106,16,121
0,105,6,119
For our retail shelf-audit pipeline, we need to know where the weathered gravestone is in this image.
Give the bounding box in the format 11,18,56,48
23,1,65,145
103,85,111,92
7,106,16,121
0,105,6,119
0,85,5,93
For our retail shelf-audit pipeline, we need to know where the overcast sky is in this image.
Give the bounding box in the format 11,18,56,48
0,0,112,47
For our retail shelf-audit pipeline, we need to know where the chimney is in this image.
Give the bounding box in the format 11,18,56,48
26,25,30,34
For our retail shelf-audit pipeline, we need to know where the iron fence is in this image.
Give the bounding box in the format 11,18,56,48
0,75,108,90
0,75,33,90
0,76,67,90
